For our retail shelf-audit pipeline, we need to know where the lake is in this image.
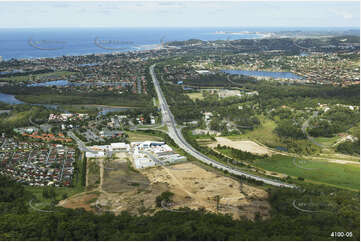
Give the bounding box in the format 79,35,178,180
0,92,60,110
222,70,303,80
0,92,24,104
27,79,70,87
78,63,99,67
97,107,131,116
275,146,288,152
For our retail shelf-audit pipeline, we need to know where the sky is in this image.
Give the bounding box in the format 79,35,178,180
0,1,359,28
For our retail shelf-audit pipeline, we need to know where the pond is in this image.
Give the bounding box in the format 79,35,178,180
0,92,58,110
275,146,288,152
0,92,24,104
78,63,99,67
27,79,70,87
222,70,303,80
97,107,131,116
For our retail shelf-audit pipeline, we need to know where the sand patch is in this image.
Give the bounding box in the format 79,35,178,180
209,137,273,155
142,162,270,220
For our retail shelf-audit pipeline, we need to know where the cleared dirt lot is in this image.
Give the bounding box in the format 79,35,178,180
102,162,149,193
60,153,270,220
209,137,273,155
142,162,270,220
59,192,99,212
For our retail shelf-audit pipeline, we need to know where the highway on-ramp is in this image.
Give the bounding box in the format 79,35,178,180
149,64,296,188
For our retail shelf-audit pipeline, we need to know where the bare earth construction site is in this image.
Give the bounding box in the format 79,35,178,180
60,148,270,220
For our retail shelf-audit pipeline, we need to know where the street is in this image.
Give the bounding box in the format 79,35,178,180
150,64,296,188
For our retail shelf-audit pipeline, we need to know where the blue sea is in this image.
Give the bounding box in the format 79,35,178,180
0,27,264,60
0,26,357,60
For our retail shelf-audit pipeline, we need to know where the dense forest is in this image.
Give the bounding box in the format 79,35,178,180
309,107,360,137
336,140,360,155
0,175,359,240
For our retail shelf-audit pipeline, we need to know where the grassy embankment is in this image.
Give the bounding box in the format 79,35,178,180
224,116,283,148
199,116,359,190
254,155,360,191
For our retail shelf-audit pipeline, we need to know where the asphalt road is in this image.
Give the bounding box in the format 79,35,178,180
68,131,96,153
149,64,296,188
301,111,323,147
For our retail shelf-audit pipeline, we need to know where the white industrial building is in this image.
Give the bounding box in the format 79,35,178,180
84,140,186,168
133,149,156,169
131,141,186,169
131,141,165,149
85,142,129,158
110,142,130,151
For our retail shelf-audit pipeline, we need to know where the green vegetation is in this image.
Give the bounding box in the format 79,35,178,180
275,119,305,139
312,136,340,147
127,131,164,142
251,82,360,109
226,117,279,144
24,150,85,208
0,86,152,107
224,117,320,155
309,107,360,137
216,145,267,162
336,140,360,155
0,71,75,82
254,155,360,190
186,92,204,101
155,191,174,207
0,104,49,130
16,93,151,107
59,105,100,115
87,160,100,189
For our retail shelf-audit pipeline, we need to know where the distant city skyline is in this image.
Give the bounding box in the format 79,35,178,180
0,1,359,28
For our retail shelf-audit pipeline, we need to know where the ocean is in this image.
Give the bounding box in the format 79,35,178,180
0,27,265,60
1,26,356,60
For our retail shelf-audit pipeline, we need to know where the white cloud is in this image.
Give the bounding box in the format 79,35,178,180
331,9,353,20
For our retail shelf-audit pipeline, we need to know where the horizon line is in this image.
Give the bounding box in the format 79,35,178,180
0,26,359,29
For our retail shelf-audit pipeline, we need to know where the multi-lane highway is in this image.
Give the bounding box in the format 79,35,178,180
150,64,296,188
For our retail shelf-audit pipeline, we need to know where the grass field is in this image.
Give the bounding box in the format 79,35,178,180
26,185,84,207
224,116,282,148
156,125,168,132
87,159,100,190
127,131,164,142
313,136,340,147
186,92,204,101
254,155,360,190
103,161,149,193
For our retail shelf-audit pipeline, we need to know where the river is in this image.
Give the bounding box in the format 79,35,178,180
0,92,24,104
